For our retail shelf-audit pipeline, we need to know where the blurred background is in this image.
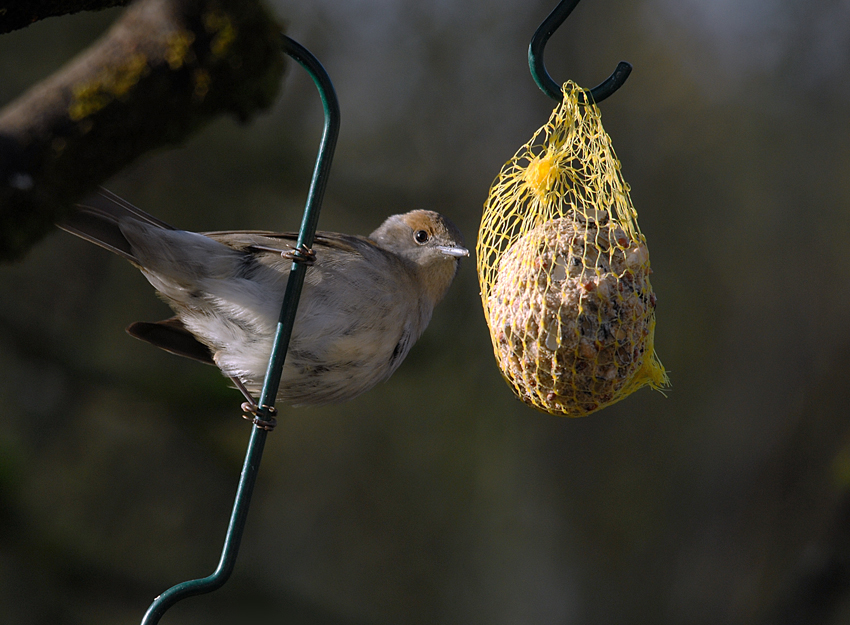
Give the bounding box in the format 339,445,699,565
2,0,850,623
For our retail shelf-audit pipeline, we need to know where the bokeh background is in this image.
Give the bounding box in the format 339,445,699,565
2,0,850,623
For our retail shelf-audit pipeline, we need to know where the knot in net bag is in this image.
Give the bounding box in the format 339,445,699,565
477,81,668,417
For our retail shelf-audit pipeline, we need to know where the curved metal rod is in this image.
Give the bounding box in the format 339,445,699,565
528,0,632,103
140,34,340,625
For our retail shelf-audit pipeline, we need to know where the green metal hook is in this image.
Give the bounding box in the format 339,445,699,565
140,34,340,625
528,0,632,103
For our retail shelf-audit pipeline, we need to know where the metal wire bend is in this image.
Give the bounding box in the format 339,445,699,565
140,34,340,625
528,0,632,103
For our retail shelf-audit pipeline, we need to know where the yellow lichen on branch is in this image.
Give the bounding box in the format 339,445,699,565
68,53,150,121
165,29,196,70
203,7,237,59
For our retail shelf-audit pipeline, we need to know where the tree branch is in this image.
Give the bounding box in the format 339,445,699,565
0,0,285,262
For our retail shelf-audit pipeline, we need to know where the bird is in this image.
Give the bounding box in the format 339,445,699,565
59,188,467,417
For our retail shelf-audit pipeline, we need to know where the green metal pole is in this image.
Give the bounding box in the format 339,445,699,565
140,35,340,625
528,0,632,103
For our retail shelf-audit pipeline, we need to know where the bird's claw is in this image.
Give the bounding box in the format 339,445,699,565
283,244,316,265
241,401,278,431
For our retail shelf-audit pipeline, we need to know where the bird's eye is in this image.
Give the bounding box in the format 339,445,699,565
414,230,430,245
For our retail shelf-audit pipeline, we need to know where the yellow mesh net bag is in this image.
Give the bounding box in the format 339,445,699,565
477,81,668,417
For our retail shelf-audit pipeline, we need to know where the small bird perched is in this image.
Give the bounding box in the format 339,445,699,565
59,189,467,410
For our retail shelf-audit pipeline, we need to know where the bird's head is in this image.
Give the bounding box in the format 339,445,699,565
370,210,468,305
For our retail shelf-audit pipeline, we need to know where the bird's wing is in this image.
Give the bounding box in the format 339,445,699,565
203,230,378,257
126,317,215,365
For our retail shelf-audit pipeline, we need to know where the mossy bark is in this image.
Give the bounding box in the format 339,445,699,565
0,0,286,262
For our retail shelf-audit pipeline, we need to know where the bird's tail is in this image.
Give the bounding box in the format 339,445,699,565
58,188,175,264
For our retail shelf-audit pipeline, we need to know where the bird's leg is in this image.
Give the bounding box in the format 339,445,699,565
282,243,316,265
249,242,316,265
231,376,277,431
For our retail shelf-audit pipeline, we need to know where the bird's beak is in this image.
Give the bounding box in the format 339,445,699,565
437,245,469,258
